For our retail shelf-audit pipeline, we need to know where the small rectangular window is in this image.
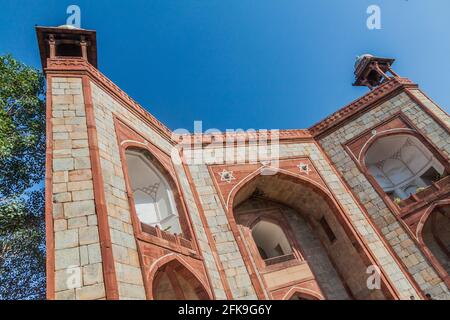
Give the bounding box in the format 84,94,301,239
319,217,336,243
56,43,82,57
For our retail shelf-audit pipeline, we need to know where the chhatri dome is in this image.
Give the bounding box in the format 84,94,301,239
354,53,374,69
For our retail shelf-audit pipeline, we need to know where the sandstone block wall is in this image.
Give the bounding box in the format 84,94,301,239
49,74,449,300
279,142,419,298
89,82,227,299
318,91,450,299
186,161,258,299
50,77,106,300
235,198,351,299
186,141,422,299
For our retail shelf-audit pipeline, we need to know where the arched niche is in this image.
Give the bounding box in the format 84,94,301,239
364,134,446,200
288,292,321,300
281,286,324,300
152,259,211,300
125,148,182,235
251,220,293,260
231,172,389,300
289,294,314,300
418,205,450,285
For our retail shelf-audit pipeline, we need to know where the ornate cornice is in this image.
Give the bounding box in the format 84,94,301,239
46,57,174,143
309,78,417,138
46,58,418,145
46,58,313,145
175,129,312,147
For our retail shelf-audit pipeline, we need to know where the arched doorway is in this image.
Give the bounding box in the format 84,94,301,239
232,172,388,300
152,259,211,300
419,205,450,284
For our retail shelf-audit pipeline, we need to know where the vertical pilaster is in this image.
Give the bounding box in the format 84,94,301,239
49,76,111,299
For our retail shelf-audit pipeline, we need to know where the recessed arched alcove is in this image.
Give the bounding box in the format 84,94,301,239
288,292,318,300
419,205,450,282
364,134,445,200
125,148,182,235
251,220,293,260
152,259,211,300
231,172,388,300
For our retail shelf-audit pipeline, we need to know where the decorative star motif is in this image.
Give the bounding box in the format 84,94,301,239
297,163,311,175
218,169,236,183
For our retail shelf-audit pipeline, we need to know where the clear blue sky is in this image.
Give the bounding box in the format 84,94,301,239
1,0,449,131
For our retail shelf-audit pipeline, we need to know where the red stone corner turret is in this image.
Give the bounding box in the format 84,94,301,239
36,25,98,69
353,54,399,89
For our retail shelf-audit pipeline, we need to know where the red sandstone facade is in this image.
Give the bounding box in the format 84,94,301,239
38,25,450,300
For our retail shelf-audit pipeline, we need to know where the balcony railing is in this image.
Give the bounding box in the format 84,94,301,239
264,253,296,266
396,175,450,209
140,222,193,250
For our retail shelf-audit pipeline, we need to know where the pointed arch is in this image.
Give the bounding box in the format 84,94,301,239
416,200,450,288
360,130,449,201
125,147,182,233
226,166,334,213
251,219,293,260
358,128,449,166
120,141,194,240
147,254,212,300
282,287,325,300
226,169,397,300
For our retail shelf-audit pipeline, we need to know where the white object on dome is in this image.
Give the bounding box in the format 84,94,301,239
57,24,80,30
354,53,374,69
